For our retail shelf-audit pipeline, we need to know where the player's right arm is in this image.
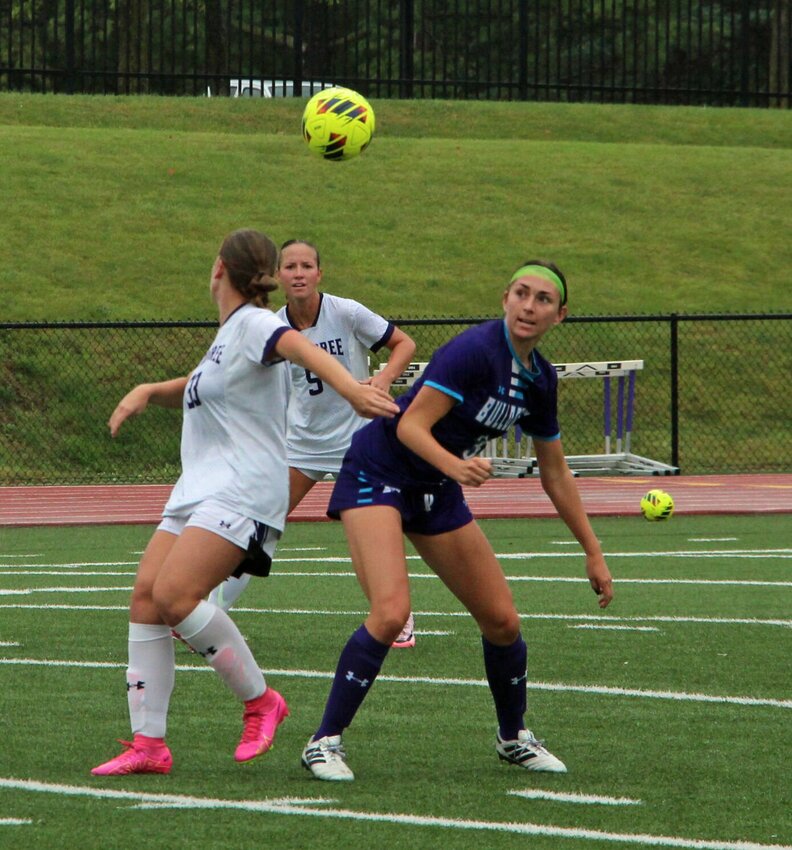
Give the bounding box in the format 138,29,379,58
396,386,492,487
108,376,189,437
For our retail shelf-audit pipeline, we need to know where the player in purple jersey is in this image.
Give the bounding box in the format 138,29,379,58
301,260,614,781
90,229,398,778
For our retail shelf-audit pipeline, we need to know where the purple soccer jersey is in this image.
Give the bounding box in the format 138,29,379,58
345,319,560,488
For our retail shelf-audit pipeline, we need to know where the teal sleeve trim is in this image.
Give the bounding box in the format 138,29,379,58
531,432,561,442
424,380,464,403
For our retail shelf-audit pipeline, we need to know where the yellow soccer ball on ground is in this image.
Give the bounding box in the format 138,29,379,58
640,489,675,521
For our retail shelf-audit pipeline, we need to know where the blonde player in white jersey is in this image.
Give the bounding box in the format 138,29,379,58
208,240,419,648
91,229,398,777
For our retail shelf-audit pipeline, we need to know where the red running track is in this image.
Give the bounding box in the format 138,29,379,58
1,474,791,527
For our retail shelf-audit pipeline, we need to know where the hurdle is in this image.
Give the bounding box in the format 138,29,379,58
372,359,679,478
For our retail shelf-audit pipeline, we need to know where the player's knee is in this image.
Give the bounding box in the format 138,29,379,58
129,581,156,620
481,609,521,645
369,602,412,643
151,581,198,627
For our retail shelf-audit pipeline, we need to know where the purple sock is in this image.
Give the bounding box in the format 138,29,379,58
482,634,527,740
314,624,390,739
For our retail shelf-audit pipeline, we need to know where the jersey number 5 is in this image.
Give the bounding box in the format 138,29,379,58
305,369,324,396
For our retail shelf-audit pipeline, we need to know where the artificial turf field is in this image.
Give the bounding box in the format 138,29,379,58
0,513,790,850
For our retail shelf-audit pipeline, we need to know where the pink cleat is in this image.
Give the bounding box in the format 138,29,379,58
91,737,172,776
392,612,416,648
235,687,289,763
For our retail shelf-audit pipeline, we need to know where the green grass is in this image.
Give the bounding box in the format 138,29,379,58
1,92,791,321
1,514,791,849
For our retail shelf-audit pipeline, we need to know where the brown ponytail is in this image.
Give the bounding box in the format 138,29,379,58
219,229,279,308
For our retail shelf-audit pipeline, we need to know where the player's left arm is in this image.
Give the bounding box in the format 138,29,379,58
367,327,417,392
534,438,614,608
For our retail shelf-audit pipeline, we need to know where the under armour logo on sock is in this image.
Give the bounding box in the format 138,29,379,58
345,670,370,688
126,680,145,690
219,520,232,528
511,673,527,686
200,646,218,658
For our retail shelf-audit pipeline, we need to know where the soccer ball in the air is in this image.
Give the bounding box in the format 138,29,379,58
640,489,675,521
302,87,375,161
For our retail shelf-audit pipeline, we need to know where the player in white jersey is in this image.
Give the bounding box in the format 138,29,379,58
208,240,419,648
91,229,398,777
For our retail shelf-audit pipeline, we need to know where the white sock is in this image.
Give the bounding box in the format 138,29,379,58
174,600,265,702
127,622,175,739
207,573,252,612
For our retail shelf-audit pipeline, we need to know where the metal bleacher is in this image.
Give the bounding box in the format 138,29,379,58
374,359,679,478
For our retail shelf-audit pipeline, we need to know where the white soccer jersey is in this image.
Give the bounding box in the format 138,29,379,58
164,303,292,531
276,293,394,472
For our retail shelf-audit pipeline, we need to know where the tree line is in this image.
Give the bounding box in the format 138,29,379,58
1,0,789,107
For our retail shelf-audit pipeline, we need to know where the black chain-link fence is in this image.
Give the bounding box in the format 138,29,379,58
1,0,790,107
1,313,790,485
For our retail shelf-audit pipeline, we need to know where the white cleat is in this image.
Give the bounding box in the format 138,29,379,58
495,729,567,773
301,735,355,781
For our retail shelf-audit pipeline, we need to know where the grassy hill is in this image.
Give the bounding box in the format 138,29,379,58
2,93,791,321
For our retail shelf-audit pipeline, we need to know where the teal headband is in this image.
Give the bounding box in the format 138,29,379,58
509,265,567,305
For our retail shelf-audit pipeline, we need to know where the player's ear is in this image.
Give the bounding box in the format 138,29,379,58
213,257,226,279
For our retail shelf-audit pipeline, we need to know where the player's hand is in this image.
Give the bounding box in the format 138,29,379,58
349,384,399,419
449,456,493,487
366,373,393,394
586,553,614,608
108,385,153,437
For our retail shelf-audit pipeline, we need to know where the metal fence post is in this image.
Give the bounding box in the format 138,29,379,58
739,0,751,106
293,0,304,94
670,313,680,469
518,0,528,100
399,0,414,99
65,0,76,93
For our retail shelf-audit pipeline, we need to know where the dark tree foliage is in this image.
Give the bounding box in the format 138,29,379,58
0,0,789,106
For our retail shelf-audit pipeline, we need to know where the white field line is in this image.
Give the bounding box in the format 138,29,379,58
133,547,328,555
0,778,789,850
2,548,791,571
2,570,791,588
0,572,135,576
1,658,789,710
268,549,792,561
568,625,661,632
0,554,44,558
689,538,738,542
0,817,32,826
0,587,132,595
0,641,20,647
0,562,137,568
507,789,642,806
0,604,129,611
0,603,789,629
